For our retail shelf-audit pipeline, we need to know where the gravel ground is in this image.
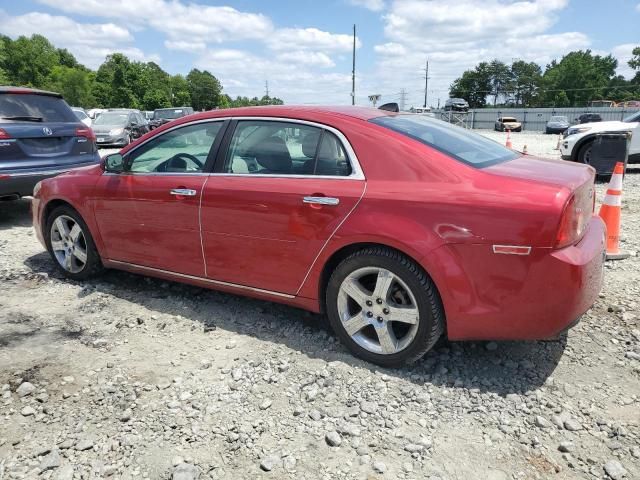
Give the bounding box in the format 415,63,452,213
1,134,639,480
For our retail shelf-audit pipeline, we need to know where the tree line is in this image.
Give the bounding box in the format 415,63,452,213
0,34,284,110
449,48,640,108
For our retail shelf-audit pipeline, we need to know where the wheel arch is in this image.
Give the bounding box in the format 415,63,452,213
316,242,446,327
41,198,104,257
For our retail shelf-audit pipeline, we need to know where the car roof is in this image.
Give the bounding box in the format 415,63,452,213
0,86,62,97
155,107,191,111
189,105,395,122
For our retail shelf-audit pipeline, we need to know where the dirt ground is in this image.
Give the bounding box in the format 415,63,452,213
1,132,639,480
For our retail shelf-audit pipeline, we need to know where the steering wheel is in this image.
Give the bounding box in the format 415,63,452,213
156,153,203,172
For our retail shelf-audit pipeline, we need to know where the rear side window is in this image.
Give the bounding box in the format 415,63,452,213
370,115,518,167
223,120,352,176
0,94,77,123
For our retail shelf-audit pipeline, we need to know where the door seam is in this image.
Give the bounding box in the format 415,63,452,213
294,181,367,296
199,175,210,277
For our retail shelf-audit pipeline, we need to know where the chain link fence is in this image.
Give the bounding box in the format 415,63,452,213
432,107,640,131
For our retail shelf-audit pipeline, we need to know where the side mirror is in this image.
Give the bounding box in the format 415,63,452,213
103,153,125,173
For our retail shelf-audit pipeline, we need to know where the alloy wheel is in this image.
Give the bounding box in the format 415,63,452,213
337,267,419,355
50,215,88,273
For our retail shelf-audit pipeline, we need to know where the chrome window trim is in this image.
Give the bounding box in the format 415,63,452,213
117,116,365,180
108,259,295,299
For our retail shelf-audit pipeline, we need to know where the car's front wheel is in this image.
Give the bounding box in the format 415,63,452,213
577,140,593,165
326,247,444,367
45,205,104,280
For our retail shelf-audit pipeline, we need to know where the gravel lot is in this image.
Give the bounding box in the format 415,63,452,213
1,132,639,479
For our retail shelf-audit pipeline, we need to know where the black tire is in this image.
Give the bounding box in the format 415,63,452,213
545,128,550,134
576,140,593,165
44,205,104,280
325,247,445,367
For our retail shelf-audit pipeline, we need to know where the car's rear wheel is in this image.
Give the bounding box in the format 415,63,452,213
577,140,593,165
45,205,103,280
326,247,444,367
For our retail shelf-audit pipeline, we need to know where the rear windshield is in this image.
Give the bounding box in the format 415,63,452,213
550,116,568,122
501,117,517,122
0,93,77,123
370,115,519,168
154,109,187,120
94,112,129,126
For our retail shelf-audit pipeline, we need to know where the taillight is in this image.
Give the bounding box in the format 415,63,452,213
555,186,593,248
0,128,11,140
76,127,96,142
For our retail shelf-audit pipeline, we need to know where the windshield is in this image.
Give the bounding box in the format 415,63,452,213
623,111,640,123
371,115,519,167
0,93,77,122
154,109,186,120
501,117,517,122
550,116,568,122
73,109,88,120
94,112,129,126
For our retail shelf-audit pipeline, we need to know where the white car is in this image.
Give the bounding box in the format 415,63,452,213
560,111,640,164
71,107,92,127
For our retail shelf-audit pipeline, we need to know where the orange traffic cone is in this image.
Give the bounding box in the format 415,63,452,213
598,162,629,260
555,134,562,150
505,129,512,148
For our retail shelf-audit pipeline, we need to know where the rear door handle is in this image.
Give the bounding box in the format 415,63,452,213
303,196,340,206
170,188,197,197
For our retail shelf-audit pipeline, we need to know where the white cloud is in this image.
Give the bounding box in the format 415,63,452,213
37,0,273,43
276,51,336,68
366,0,590,109
0,10,157,68
611,43,638,79
348,0,386,12
164,40,207,53
267,28,360,52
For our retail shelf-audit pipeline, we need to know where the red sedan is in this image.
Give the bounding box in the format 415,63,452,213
31,106,605,367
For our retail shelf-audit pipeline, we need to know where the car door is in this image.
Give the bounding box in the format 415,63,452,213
93,120,226,276
200,119,366,295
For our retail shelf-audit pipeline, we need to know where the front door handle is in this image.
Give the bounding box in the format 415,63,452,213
303,196,340,206
170,188,197,197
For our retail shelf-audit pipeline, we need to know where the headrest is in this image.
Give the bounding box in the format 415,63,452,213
254,136,292,173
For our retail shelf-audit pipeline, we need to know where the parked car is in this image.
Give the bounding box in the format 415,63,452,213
443,98,469,112
87,108,106,120
149,107,195,130
576,113,602,124
588,100,615,108
31,106,605,366
143,111,154,121
71,107,92,127
0,87,99,201
92,109,150,147
617,100,640,108
561,110,640,164
545,115,569,134
494,116,522,132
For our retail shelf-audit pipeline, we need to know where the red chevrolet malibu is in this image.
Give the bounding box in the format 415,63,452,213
32,106,605,366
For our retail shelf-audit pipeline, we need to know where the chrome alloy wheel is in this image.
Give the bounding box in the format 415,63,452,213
50,215,88,273
337,267,419,355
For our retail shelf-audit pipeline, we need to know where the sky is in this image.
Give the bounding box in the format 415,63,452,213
0,0,638,108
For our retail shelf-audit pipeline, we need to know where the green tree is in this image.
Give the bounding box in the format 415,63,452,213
46,66,95,107
488,60,513,106
541,50,617,106
450,62,492,108
510,60,542,107
629,46,640,71
170,74,191,106
187,69,223,110
142,89,171,110
3,34,59,87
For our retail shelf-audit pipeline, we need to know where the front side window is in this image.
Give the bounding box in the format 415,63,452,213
371,114,518,167
223,120,352,176
127,122,222,173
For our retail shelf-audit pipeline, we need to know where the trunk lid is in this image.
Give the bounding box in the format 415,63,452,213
484,155,594,190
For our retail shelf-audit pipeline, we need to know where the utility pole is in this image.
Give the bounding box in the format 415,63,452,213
423,59,429,108
351,24,356,105
399,88,407,111
265,80,269,98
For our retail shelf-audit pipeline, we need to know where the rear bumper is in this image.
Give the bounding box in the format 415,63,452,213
0,160,100,197
433,216,606,341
